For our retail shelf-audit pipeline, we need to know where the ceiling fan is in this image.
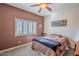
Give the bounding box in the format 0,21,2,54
30,3,52,13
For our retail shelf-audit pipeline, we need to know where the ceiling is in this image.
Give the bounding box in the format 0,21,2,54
7,3,79,16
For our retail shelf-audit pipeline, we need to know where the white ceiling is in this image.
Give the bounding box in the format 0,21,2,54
7,3,79,16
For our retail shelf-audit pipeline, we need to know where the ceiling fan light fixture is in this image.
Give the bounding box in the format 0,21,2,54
40,3,48,9
30,3,52,13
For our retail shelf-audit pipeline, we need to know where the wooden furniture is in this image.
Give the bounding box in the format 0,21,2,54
75,41,79,56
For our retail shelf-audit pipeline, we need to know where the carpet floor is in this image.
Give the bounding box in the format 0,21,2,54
0,44,74,56
63,48,75,56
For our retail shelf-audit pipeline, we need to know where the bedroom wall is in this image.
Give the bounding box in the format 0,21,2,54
0,4,44,50
44,6,79,41
74,24,79,41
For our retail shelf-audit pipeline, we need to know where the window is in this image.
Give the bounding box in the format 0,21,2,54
15,18,37,36
15,19,22,36
28,21,33,34
23,20,28,35
32,22,37,34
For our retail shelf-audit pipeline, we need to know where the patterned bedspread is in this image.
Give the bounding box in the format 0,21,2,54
33,37,61,51
32,36,68,56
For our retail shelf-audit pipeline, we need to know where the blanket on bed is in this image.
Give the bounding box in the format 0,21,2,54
33,37,61,51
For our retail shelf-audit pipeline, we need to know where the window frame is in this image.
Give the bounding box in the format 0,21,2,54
15,18,37,36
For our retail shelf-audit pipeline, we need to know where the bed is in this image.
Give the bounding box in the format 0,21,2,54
32,34,69,56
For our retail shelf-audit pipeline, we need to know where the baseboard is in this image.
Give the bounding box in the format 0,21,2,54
0,42,32,53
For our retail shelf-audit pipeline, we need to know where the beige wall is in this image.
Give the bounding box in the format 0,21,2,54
44,6,79,40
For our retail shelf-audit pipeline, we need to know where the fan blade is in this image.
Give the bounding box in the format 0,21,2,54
47,3,52,4
30,4,40,7
46,6,52,11
39,8,42,13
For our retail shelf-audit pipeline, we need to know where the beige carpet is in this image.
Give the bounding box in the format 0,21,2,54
0,44,74,56
3,44,41,56
63,48,75,56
